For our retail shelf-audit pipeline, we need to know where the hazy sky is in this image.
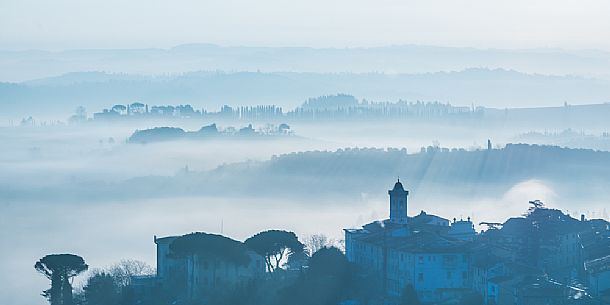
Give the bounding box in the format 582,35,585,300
1,0,610,50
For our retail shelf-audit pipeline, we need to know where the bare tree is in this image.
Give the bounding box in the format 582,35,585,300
303,234,340,256
303,234,329,256
107,259,155,287
303,234,346,256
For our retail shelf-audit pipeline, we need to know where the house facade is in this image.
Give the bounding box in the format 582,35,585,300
153,234,266,302
344,180,475,304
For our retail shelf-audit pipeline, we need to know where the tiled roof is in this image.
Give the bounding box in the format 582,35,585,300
353,229,471,253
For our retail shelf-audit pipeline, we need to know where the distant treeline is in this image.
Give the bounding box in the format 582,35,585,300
175,143,610,198
90,94,476,123
6,68,610,118
79,95,610,131
127,123,292,144
4,144,610,202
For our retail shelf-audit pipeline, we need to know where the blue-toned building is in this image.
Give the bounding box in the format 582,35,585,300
344,180,476,303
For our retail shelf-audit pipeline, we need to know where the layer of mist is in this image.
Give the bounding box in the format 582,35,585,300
3,100,610,305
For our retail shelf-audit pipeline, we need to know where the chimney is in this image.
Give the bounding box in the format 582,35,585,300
581,214,586,222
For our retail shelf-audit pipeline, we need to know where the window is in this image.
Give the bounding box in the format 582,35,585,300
419,256,424,263
418,273,424,281
443,255,457,267
203,261,209,270
462,271,468,279
447,271,452,279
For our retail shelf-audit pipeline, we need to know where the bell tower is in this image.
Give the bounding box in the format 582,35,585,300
389,179,409,224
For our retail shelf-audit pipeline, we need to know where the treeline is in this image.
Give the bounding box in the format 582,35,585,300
261,143,610,184
6,69,610,118
90,94,474,123
6,143,610,202
127,123,292,144
130,143,610,200
34,256,154,305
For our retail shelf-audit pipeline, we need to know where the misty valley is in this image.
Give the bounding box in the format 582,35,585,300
2,9,610,304
2,93,610,305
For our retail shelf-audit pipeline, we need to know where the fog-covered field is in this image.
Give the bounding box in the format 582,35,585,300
3,119,610,201
2,112,610,305
0,120,499,183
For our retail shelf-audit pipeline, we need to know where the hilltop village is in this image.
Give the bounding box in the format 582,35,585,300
35,181,610,305
343,181,610,304
110,180,610,305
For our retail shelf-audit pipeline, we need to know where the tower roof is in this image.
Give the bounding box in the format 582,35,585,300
392,179,405,191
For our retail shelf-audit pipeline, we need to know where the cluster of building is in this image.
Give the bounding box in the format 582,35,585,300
129,180,609,305
344,180,610,304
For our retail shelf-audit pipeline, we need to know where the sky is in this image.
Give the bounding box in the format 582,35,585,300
1,0,610,50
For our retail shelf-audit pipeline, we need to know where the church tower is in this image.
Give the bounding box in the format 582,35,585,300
389,179,409,224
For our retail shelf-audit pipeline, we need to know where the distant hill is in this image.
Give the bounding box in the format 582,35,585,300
173,143,610,199
4,144,610,202
2,69,610,118
2,44,610,82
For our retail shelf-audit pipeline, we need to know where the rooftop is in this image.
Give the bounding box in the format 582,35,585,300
585,254,610,274
353,229,471,253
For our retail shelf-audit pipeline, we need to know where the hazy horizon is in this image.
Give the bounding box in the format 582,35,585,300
2,1,610,305
4,42,610,53
2,0,610,51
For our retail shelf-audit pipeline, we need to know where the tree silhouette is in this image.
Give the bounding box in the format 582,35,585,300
303,234,334,256
279,247,351,305
82,272,120,305
111,104,126,114
308,247,349,278
107,259,155,287
35,254,88,305
245,230,304,272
